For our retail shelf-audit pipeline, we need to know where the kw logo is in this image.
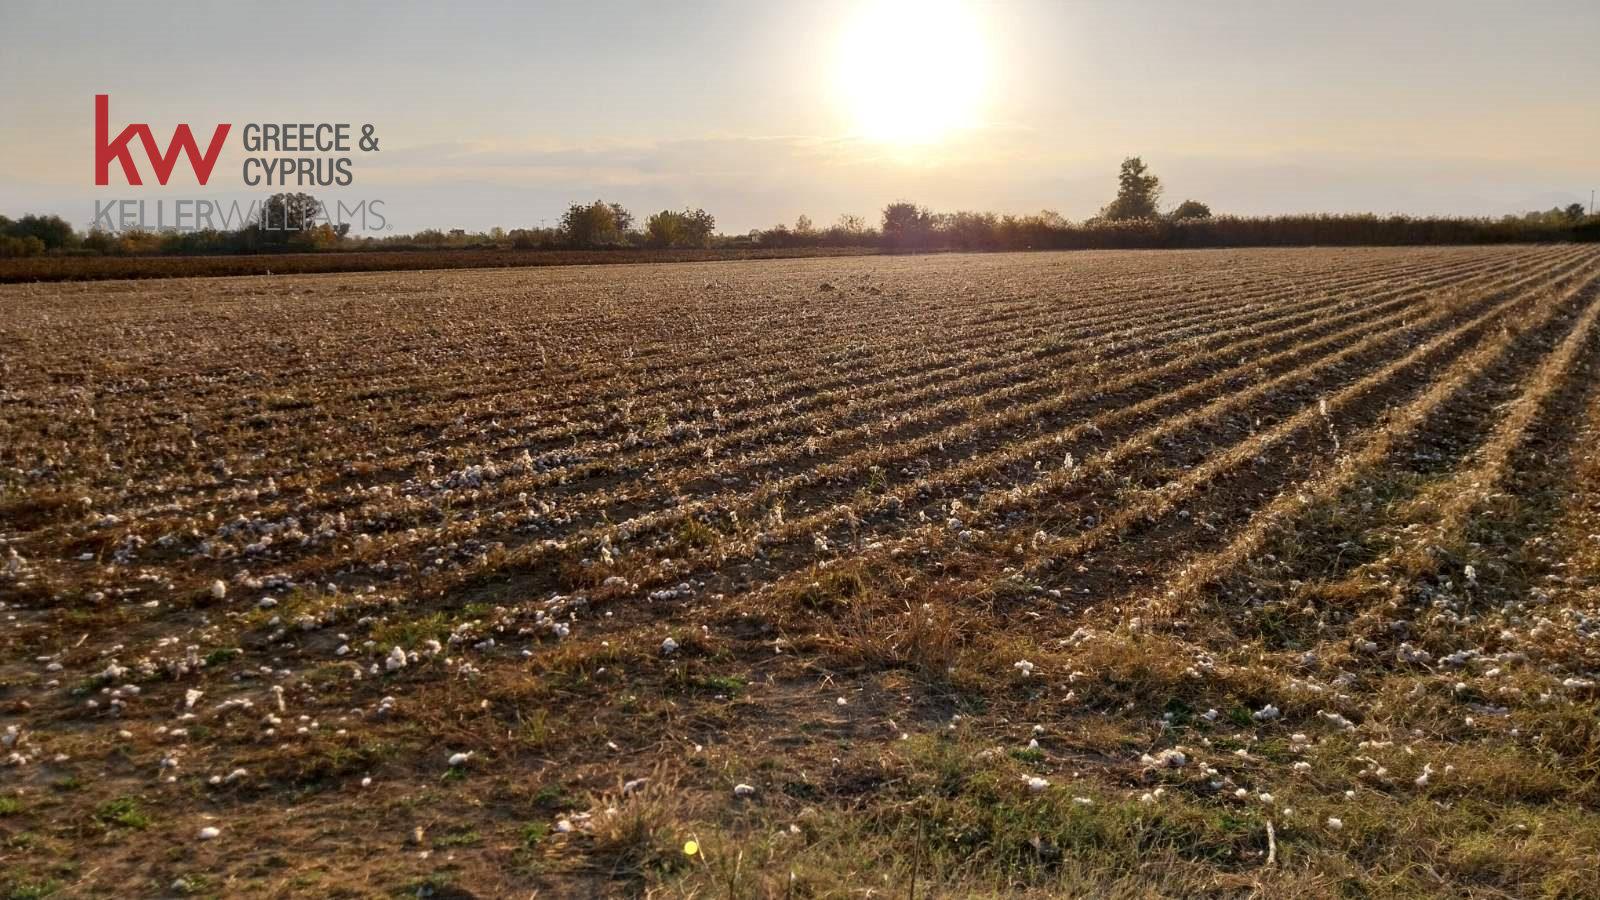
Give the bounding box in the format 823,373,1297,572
95,95,231,186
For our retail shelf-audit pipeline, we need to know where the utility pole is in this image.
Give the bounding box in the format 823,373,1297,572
1591,189,1595,216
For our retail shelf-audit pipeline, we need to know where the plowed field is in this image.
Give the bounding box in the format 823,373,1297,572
4,246,1599,896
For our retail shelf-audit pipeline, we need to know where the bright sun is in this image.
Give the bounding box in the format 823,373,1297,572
835,0,990,145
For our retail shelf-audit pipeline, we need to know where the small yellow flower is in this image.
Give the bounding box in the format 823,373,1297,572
683,839,699,856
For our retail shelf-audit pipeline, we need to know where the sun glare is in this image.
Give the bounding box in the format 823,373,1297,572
835,0,990,145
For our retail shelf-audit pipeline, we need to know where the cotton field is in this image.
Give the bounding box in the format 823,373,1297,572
3,246,1600,895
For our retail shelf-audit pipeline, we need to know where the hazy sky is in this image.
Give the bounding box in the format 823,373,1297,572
1,0,1596,233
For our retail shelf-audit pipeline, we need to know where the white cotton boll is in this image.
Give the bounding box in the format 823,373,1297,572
385,646,407,671
661,637,678,654
1140,749,1186,769
621,777,650,796
1026,776,1050,793
836,697,848,707
210,580,227,600
183,689,203,710
733,783,757,797
448,751,472,767
1319,710,1354,731
1327,817,1343,830
1013,660,1035,678
1252,704,1280,722
198,826,220,840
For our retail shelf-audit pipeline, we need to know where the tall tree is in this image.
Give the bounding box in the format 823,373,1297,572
881,201,932,249
561,200,632,247
1100,157,1163,220
7,214,79,249
642,208,714,248
681,208,715,247
259,193,323,235
645,210,683,247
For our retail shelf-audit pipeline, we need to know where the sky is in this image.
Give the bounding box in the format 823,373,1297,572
1,0,1597,234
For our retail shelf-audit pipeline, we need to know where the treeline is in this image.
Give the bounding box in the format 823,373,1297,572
0,194,348,258
826,158,1599,251
844,207,1600,252
5,155,1597,259
7,203,1596,261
